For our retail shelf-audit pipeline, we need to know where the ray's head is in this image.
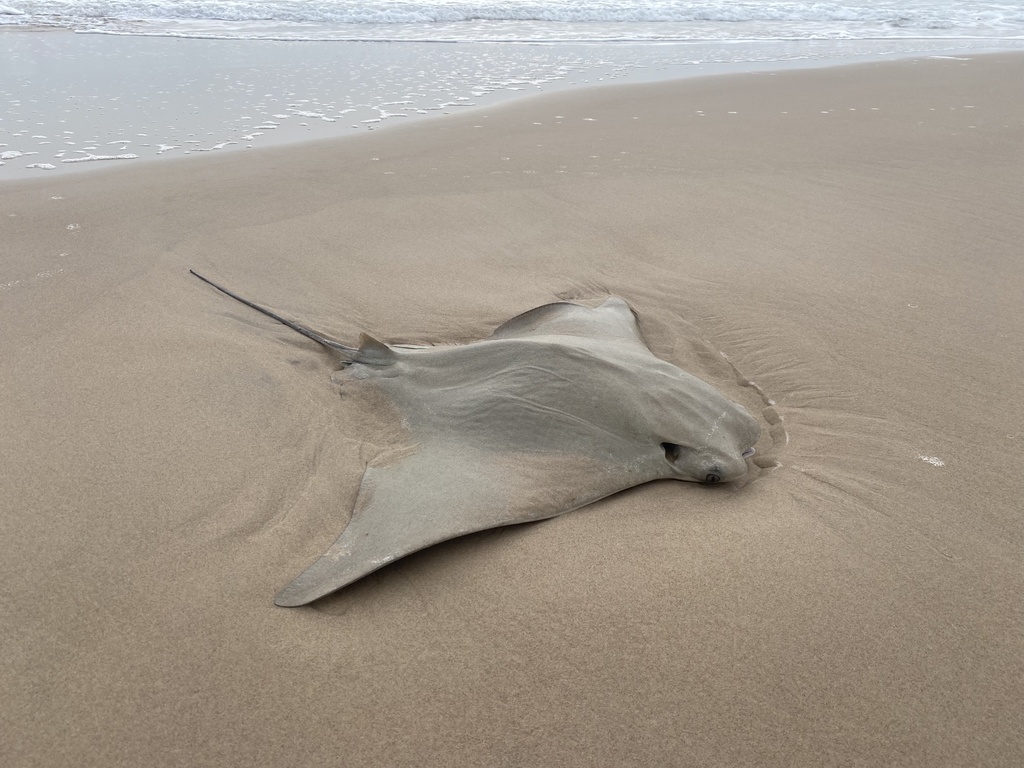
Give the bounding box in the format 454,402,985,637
660,434,757,484
645,372,761,485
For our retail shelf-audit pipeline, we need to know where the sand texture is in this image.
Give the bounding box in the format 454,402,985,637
2,54,1023,766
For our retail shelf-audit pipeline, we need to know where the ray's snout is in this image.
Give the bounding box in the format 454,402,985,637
704,446,757,483
700,457,747,484
662,441,753,484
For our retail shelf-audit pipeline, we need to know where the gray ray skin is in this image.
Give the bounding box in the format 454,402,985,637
190,271,760,606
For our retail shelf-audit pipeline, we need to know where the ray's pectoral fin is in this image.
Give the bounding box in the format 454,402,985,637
273,443,657,606
489,296,645,346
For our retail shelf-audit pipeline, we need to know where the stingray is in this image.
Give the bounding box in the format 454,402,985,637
190,270,760,606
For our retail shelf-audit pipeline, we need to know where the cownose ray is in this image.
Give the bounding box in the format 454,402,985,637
190,270,761,607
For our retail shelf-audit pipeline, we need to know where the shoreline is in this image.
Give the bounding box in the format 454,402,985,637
3,28,1023,183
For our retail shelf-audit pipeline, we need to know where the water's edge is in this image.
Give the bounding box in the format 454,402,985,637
2,30,1022,183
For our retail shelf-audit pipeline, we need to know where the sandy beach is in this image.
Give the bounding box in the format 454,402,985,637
3,52,1023,766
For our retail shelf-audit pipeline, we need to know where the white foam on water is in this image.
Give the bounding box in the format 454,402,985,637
61,153,140,163
2,0,1024,41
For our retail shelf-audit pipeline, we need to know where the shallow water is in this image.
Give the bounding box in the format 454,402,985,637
2,31,1023,181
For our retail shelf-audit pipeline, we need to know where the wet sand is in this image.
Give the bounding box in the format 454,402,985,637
2,53,1023,766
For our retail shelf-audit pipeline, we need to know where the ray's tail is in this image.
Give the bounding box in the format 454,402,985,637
189,269,358,357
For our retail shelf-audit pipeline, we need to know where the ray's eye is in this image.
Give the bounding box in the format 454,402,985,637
661,442,681,462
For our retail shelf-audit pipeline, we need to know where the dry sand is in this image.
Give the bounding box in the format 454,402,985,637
2,54,1023,766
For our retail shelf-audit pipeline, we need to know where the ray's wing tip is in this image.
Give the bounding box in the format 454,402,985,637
273,585,317,608
273,571,326,607
273,561,360,607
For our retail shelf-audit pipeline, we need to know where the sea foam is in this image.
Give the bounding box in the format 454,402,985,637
2,0,1023,41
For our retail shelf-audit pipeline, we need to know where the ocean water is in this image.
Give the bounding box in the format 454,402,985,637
2,0,1023,42
2,2,1023,179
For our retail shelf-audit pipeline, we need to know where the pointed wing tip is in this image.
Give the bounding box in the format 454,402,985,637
273,592,311,608
273,580,323,607
273,554,377,607
273,568,329,607
599,295,631,310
